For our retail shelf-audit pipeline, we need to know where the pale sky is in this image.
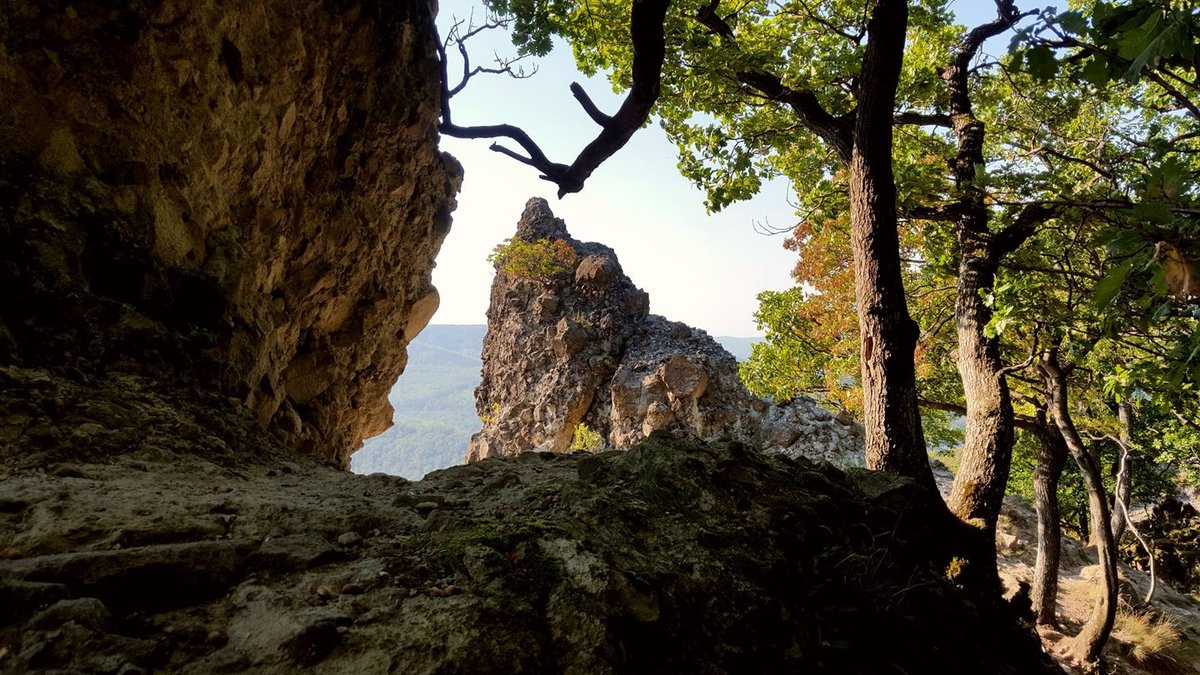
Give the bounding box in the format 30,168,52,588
430,1,1001,337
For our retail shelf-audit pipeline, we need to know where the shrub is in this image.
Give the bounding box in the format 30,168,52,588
488,237,578,280
479,402,499,424
570,423,603,452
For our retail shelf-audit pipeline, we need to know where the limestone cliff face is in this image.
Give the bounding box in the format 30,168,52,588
467,199,863,466
0,0,460,465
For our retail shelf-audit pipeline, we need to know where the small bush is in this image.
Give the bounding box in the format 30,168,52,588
479,402,499,424
488,237,577,280
570,423,603,452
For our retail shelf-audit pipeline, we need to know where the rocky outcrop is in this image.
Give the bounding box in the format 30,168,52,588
0,0,460,466
1122,497,1200,596
467,199,862,465
0,433,1059,673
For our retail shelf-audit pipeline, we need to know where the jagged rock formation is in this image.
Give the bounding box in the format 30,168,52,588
468,199,863,465
0,433,1059,673
1122,497,1200,596
0,0,460,466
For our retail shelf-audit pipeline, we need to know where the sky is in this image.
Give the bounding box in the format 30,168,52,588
429,0,1002,337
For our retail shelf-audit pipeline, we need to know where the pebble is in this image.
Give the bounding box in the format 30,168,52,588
337,532,362,547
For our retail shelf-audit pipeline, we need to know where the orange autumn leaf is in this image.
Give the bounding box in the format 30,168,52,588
1154,242,1199,300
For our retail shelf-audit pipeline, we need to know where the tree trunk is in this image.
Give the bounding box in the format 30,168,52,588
945,235,1014,593
848,0,936,497
939,9,1028,597
1031,412,1069,627
944,214,1017,538
1110,400,1134,543
1041,347,1118,666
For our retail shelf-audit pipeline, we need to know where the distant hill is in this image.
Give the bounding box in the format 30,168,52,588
350,325,485,479
350,325,761,478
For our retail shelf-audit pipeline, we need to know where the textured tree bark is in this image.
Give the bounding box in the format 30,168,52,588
848,0,937,494
1030,413,1068,627
939,4,1026,595
1041,348,1118,666
945,233,1014,593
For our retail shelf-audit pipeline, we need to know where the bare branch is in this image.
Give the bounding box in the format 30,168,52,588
439,0,672,197
569,82,614,127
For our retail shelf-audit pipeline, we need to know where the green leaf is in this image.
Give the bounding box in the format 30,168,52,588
1081,57,1110,86
1057,11,1088,35
1025,46,1059,80
1132,200,1174,224
1093,260,1133,310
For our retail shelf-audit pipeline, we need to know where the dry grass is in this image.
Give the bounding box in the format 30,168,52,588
1113,607,1182,664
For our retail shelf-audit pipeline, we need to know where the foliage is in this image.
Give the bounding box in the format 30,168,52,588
570,423,604,452
488,237,578,280
740,286,859,411
1004,412,1178,538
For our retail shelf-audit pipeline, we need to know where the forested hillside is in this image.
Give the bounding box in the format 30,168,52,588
350,325,486,478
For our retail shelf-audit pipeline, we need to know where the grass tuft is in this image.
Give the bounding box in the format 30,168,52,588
1113,607,1181,663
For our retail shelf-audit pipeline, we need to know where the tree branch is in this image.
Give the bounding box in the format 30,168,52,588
894,111,952,127
439,0,672,197
736,71,854,161
905,204,963,221
694,0,734,39
998,260,1103,281
690,0,854,162
569,82,614,127
919,397,1041,432
991,202,1058,257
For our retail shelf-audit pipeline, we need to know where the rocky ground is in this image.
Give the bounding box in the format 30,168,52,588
1,409,1057,673
931,464,1200,674
2,362,1195,673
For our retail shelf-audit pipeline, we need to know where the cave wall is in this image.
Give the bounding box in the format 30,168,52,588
0,0,461,465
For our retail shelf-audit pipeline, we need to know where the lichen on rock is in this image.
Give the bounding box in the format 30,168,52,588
468,198,864,467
